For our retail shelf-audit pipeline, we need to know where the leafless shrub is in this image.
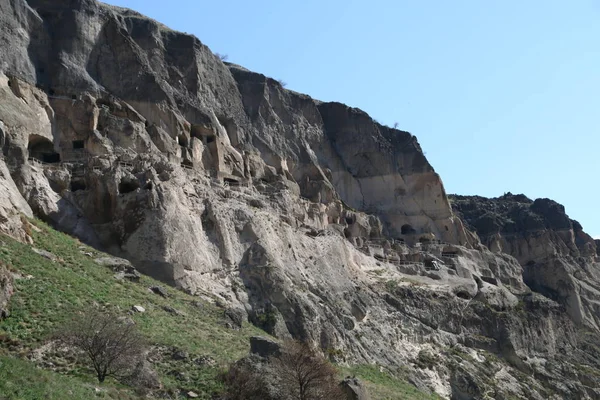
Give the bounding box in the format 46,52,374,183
216,53,229,61
273,340,345,400
277,79,287,87
221,362,270,400
55,310,148,384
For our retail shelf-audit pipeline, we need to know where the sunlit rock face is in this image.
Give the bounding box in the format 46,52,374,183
0,1,599,398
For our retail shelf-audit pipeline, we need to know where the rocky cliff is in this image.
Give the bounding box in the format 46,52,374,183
0,1,599,398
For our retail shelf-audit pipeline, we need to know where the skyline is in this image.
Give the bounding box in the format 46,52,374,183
103,0,600,237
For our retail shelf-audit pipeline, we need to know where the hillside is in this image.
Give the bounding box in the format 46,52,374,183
0,0,599,399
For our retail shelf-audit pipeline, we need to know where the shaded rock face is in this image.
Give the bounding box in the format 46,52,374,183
0,1,599,398
451,193,600,328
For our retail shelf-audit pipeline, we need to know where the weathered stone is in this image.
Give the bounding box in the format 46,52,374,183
149,286,168,298
250,336,281,359
131,305,145,313
224,307,245,329
32,248,57,261
340,376,370,400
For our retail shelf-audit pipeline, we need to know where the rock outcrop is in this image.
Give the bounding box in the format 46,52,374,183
451,193,600,329
0,1,599,398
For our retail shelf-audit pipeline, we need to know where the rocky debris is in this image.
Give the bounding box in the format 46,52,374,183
250,336,281,359
193,355,216,367
161,305,183,316
340,376,370,400
131,305,145,313
224,307,245,329
0,264,13,319
96,257,141,282
171,349,189,361
95,256,134,270
149,286,168,298
32,248,57,261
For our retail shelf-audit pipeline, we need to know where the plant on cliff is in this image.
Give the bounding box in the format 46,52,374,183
55,309,147,384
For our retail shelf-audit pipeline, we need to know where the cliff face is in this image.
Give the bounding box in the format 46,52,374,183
1,1,599,398
451,193,600,328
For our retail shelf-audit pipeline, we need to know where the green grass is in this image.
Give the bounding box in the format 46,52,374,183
0,219,265,399
341,365,441,400
0,354,139,399
0,219,439,399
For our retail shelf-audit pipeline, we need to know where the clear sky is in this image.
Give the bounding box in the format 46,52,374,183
103,0,600,237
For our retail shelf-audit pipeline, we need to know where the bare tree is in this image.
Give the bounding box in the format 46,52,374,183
221,361,270,400
216,53,229,61
273,340,345,400
56,310,147,383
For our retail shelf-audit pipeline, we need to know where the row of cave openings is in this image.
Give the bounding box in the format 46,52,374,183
27,136,144,194
28,135,85,164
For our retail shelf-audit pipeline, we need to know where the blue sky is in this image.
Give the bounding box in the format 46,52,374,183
103,0,600,237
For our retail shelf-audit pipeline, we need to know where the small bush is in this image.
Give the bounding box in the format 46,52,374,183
221,362,270,400
216,53,229,61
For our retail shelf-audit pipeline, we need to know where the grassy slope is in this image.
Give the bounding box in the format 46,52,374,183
0,220,438,399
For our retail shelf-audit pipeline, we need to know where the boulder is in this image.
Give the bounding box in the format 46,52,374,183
340,376,370,400
250,336,281,359
32,248,57,261
132,305,145,313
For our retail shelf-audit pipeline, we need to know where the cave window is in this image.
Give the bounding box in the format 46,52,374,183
28,135,60,163
72,140,85,150
71,94,77,100
401,224,415,235
42,153,60,163
7,80,11,88
49,88,55,96
177,135,189,147
70,180,86,192
224,177,240,186
345,216,354,225
144,120,149,128
445,225,449,231
118,179,139,194
206,135,215,144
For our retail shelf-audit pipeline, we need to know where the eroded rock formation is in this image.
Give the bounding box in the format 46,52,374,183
0,1,599,398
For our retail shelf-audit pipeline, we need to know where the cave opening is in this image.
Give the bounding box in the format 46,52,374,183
28,135,60,163
118,179,140,194
70,180,86,192
401,224,415,235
